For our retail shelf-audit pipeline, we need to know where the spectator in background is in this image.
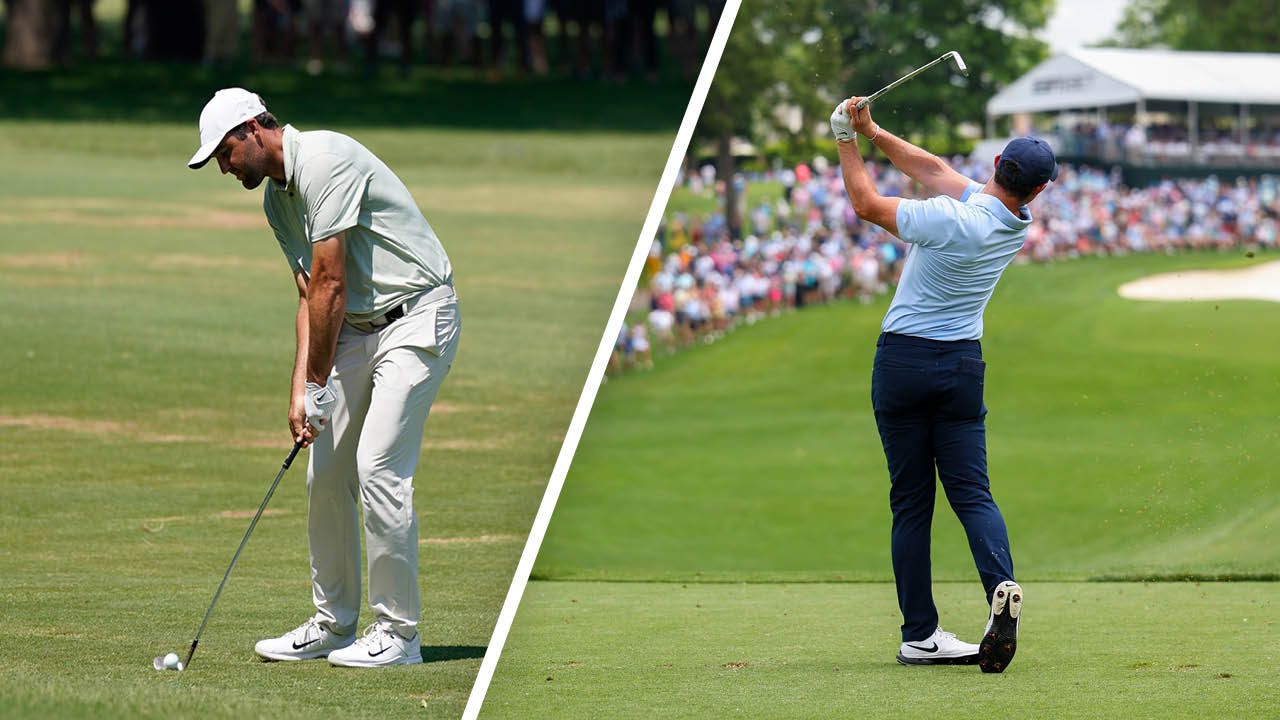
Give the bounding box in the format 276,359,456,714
487,0,520,77
52,0,99,65
254,0,298,66
666,0,698,79
525,0,550,75
431,0,480,67
604,0,629,82
204,0,239,67
302,0,348,75
364,0,416,76
551,0,602,80
628,323,653,369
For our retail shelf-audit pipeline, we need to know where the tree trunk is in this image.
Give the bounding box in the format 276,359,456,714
3,0,56,70
717,127,740,239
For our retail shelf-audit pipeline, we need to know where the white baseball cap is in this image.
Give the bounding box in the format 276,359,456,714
187,88,267,169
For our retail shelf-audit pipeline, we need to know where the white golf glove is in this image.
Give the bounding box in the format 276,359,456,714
304,380,337,434
830,100,855,142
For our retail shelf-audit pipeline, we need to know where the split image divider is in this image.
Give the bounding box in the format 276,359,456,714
462,2,745,716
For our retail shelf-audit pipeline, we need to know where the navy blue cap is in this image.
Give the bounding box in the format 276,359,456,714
1001,136,1058,184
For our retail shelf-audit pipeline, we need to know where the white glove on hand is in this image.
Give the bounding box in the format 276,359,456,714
304,380,337,435
830,100,855,142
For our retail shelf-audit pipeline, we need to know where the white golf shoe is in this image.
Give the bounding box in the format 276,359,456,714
896,626,979,665
327,622,422,668
979,580,1023,673
254,618,354,661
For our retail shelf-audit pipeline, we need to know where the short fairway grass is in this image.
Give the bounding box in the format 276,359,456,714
0,117,672,718
483,581,1277,719
482,251,1280,717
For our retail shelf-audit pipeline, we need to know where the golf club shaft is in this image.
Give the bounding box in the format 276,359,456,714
183,441,304,667
855,53,955,110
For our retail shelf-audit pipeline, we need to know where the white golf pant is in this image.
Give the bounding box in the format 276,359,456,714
306,289,459,640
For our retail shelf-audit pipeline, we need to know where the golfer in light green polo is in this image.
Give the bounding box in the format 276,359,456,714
188,88,460,667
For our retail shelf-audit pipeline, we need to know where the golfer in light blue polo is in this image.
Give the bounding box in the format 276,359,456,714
831,95,1058,674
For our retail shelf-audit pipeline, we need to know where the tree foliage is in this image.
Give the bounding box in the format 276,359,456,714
694,0,1053,232
1103,0,1280,52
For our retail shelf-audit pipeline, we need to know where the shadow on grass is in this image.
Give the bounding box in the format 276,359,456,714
0,60,696,132
421,645,487,663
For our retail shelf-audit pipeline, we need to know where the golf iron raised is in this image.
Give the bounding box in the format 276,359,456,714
856,51,969,110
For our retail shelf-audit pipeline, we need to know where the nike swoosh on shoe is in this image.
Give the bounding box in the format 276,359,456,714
905,642,938,653
291,638,321,650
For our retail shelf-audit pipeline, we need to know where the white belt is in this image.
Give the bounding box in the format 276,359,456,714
346,284,455,333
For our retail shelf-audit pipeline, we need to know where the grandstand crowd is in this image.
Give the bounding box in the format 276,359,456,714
610,156,1280,372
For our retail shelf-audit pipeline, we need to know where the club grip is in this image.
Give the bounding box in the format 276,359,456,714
282,440,303,469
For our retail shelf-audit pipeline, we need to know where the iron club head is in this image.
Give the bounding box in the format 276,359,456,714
949,51,969,74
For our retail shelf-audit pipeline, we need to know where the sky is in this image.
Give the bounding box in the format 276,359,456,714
1038,0,1129,52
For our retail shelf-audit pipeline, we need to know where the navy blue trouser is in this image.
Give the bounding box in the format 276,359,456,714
870,332,1015,642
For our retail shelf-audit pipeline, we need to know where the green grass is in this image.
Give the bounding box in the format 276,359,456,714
534,251,1280,583
482,581,1279,719
479,250,1280,717
663,180,784,217
0,112,674,718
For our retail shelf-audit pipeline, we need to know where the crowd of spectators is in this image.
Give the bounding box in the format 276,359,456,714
609,156,1280,372
32,0,724,80
1059,120,1280,166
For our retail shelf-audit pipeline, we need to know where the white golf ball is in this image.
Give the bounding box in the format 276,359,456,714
163,653,180,670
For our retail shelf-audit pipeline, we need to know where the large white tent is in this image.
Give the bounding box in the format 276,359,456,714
988,48,1280,115
986,48,1280,165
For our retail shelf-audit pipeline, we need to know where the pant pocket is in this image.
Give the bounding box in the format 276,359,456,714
959,356,986,379
427,303,459,357
953,356,986,418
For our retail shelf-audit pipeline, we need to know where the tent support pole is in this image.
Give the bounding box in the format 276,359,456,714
1189,100,1199,164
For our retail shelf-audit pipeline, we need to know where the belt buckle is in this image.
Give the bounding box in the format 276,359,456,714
369,303,405,331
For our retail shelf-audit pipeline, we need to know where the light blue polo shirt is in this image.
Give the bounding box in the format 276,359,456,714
882,182,1031,341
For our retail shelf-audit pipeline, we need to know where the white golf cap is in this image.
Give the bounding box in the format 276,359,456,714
187,88,267,169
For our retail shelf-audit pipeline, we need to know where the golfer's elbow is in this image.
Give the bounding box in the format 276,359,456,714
850,190,881,219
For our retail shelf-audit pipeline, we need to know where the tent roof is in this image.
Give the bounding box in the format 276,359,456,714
987,48,1280,116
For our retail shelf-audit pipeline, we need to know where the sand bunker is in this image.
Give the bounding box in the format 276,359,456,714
1118,260,1280,303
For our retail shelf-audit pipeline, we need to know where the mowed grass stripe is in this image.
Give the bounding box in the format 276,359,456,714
481,580,1279,720
0,119,672,719
536,252,1280,582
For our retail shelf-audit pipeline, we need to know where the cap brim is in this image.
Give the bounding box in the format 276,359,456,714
187,139,220,169
1049,162,1060,182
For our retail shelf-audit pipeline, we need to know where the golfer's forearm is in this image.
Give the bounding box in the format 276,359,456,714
292,300,309,396
837,140,878,215
869,128,950,191
305,280,345,384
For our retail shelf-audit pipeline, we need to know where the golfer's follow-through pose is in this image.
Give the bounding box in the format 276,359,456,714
831,97,1055,673
188,88,460,667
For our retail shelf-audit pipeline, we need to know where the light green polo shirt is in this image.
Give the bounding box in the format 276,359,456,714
263,124,453,323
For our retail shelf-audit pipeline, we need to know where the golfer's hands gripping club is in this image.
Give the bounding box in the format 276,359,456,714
291,380,336,446
844,97,879,138
830,100,856,142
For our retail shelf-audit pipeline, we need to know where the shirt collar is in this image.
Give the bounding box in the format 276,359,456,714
967,189,1033,230
272,124,300,193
